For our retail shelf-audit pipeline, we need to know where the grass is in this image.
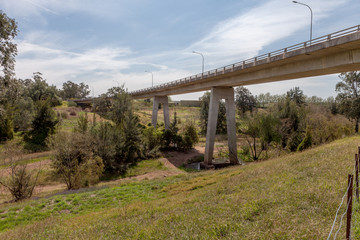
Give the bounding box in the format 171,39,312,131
354,201,360,239
0,156,49,169
124,159,167,178
0,177,180,232
0,136,360,239
134,101,201,130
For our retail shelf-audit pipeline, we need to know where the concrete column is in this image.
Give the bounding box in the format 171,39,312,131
152,96,170,130
162,98,170,130
204,89,220,165
152,97,159,127
204,87,238,165
225,89,238,164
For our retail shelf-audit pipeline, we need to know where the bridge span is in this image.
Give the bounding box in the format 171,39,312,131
130,25,360,167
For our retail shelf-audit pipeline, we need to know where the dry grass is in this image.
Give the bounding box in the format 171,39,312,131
0,136,359,239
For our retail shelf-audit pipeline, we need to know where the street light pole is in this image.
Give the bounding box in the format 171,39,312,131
293,1,313,44
192,51,204,73
145,70,153,87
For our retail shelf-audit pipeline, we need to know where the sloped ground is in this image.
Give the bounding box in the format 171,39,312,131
0,136,360,239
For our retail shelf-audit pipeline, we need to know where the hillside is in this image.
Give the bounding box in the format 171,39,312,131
1,136,360,239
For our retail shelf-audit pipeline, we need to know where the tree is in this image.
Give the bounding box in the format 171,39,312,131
275,97,306,150
199,91,227,134
91,86,143,174
235,87,257,115
13,96,35,132
326,96,339,115
286,87,305,106
0,107,13,141
94,85,131,125
239,113,280,160
336,71,360,132
256,92,271,108
61,81,90,99
50,132,104,190
25,72,62,106
0,11,18,97
0,12,18,141
24,101,58,151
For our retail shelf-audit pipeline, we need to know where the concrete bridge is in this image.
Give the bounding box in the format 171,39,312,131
130,25,360,166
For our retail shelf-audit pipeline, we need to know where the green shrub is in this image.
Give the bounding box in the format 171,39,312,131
287,131,303,152
61,111,68,119
161,129,174,149
91,113,142,175
239,144,252,162
297,129,312,151
0,142,40,201
24,101,58,151
50,132,104,190
67,101,77,107
184,121,199,144
142,126,161,158
75,112,89,134
0,112,13,141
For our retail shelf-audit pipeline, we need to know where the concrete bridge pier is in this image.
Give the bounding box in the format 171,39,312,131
204,87,238,166
152,96,170,130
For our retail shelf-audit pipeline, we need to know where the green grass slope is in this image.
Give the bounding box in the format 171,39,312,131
1,136,360,239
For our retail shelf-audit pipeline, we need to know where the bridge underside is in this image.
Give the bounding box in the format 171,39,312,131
132,32,360,99
138,31,360,166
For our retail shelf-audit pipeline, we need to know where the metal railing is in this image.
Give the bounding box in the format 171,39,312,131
130,24,360,95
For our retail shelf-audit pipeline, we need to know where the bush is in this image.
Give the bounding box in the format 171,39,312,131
297,128,312,151
184,121,199,144
287,131,303,152
24,101,58,151
75,112,89,134
50,132,104,190
91,113,142,175
61,111,68,119
67,101,77,107
0,142,40,201
142,126,161,158
0,112,13,141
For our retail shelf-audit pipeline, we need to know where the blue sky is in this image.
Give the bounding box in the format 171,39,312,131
1,0,359,100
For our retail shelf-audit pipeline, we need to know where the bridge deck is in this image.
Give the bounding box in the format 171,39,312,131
130,25,360,99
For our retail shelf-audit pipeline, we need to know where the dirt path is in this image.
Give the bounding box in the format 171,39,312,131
161,146,204,168
101,147,205,185
1,147,206,202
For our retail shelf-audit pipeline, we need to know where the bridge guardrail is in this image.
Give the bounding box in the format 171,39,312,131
130,24,360,95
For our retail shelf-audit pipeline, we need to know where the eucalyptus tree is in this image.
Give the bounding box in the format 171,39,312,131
336,71,360,132
0,11,18,140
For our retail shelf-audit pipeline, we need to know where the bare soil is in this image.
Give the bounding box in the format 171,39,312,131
0,147,206,203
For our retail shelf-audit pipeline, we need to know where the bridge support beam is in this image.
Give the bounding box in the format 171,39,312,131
152,96,170,130
204,87,238,165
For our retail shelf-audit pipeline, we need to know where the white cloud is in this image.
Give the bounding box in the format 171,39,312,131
16,41,131,82
1,0,132,21
188,0,348,67
11,0,351,99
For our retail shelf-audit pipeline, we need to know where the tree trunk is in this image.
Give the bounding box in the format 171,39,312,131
356,118,359,133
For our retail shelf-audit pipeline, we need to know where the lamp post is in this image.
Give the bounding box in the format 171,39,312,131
293,1,313,44
145,70,153,87
192,51,204,73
